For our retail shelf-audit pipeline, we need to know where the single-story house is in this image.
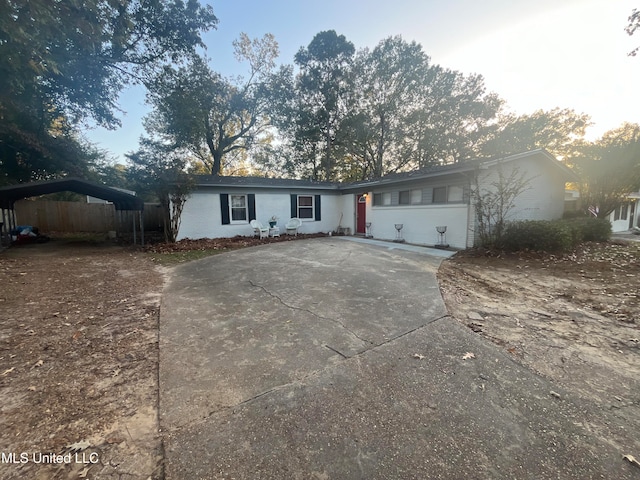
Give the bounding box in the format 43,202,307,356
176,149,576,249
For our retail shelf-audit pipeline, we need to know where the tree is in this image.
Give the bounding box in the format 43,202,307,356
572,123,640,218
407,67,503,167
471,166,532,248
145,33,283,175
0,0,217,182
127,139,194,242
626,8,640,57
478,108,591,161
345,36,428,178
0,113,98,184
291,31,355,181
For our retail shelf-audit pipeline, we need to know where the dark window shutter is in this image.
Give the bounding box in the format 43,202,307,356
220,194,230,225
248,194,256,221
314,195,321,221
290,194,297,218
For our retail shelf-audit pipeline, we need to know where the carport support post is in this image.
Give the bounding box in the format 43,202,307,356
1,208,6,245
132,212,137,245
8,207,16,238
139,210,144,246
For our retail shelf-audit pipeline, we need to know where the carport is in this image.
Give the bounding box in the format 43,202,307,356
0,177,145,246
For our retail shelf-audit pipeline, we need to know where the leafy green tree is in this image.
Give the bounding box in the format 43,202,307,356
145,33,283,175
276,33,503,181
572,123,640,218
291,30,355,181
0,0,217,183
127,139,194,242
345,36,428,178
478,108,591,161
0,113,98,184
407,67,502,167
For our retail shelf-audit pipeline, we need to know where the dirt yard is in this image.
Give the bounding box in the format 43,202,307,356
438,240,640,457
1,236,639,479
0,240,164,480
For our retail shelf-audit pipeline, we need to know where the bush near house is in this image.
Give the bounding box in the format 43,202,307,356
565,217,612,242
501,217,611,252
502,220,573,252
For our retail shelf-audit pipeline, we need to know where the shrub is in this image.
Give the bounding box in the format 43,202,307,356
565,217,611,242
500,217,612,252
502,220,575,252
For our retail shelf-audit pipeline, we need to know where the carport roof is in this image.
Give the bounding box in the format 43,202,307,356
0,178,144,210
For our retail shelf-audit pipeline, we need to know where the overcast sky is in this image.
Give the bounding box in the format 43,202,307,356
85,0,640,162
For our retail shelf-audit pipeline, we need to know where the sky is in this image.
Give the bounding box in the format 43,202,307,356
85,0,640,163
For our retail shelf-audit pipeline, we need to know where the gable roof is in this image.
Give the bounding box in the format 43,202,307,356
0,178,144,210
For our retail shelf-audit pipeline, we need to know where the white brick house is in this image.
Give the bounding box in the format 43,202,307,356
176,150,576,249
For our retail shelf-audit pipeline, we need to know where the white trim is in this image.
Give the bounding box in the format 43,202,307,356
229,194,249,224
297,194,315,221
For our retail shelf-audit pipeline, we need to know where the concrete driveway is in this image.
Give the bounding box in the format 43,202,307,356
159,238,636,479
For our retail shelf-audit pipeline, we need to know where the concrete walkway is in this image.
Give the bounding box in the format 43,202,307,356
159,238,636,479
334,235,458,258
612,230,640,242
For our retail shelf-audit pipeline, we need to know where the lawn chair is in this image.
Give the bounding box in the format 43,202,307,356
285,218,302,236
250,219,269,239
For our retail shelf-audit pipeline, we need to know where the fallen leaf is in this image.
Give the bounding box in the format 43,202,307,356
623,454,640,468
462,352,475,360
28,386,37,391
33,359,44,368
66,440,91,452
78,467,90,478
412,354,426,360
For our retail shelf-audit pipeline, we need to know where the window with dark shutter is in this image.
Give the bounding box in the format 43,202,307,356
297,195,314,219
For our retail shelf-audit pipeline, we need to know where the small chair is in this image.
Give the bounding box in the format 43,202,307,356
285,218,302,236
250,220,269,239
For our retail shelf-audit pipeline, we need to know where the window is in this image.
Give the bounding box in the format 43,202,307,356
230,195,248,223
432,187,447,203
372,186,464,207
298,195,314,219
447,185,464,203
615,204,628,221
373,193,392,206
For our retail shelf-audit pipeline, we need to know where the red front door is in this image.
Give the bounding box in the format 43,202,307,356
356,194,367,234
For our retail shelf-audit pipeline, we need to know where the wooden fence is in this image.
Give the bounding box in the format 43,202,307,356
15,200,164,233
